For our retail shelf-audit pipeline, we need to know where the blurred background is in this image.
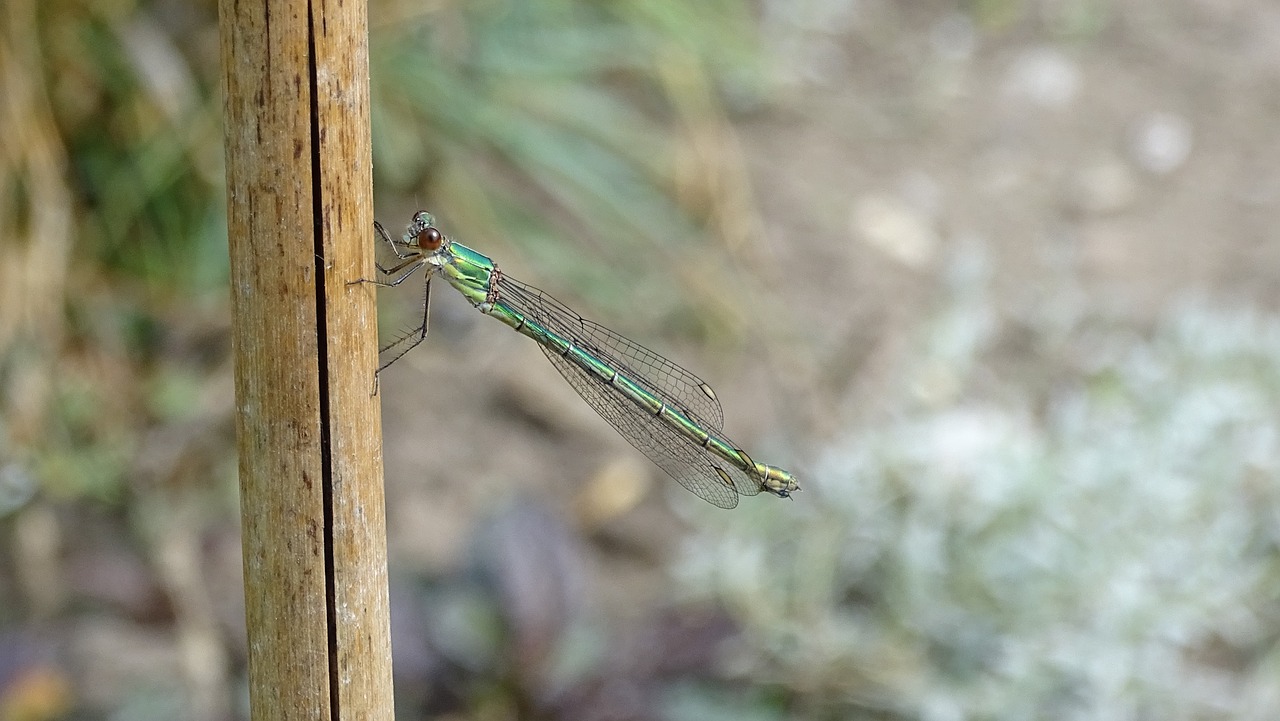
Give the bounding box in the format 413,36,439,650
3,0,1280,718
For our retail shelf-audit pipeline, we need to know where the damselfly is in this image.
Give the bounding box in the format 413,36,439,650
356,211,798,509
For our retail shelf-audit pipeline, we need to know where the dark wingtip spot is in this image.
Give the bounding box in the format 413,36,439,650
713,466,735,490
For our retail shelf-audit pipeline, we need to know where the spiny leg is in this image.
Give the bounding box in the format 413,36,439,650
349,255,427,288
348,220,428,287
350,223,432,393
374,220,415,261
345,272,431,396
375,275,432,372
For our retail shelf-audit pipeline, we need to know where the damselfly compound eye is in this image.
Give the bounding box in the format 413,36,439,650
417,226,444,251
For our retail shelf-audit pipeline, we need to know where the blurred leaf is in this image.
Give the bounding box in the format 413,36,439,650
370,0,764,330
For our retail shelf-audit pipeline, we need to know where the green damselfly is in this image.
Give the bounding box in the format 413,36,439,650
358,211,798,509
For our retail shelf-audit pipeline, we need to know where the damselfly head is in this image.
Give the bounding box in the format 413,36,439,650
408,211,445,252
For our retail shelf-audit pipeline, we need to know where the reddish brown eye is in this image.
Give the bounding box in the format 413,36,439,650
417,226,444,251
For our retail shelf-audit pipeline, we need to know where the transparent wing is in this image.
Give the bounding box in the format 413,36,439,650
499,276,762,507
497,275,726,431
537,346,741,508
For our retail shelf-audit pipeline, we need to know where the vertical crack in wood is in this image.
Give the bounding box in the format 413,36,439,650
306,1,341,716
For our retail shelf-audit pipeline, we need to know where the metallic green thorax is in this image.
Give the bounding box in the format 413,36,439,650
424,235,798,500
430,239,496,308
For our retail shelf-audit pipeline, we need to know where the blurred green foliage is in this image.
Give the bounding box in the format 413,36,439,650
22,0,763,294
0,0,765,512
370,0,765,323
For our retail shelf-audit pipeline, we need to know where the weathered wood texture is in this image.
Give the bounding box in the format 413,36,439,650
219,0,391,717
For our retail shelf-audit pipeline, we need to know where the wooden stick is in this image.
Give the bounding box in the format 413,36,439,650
219,0,392,717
